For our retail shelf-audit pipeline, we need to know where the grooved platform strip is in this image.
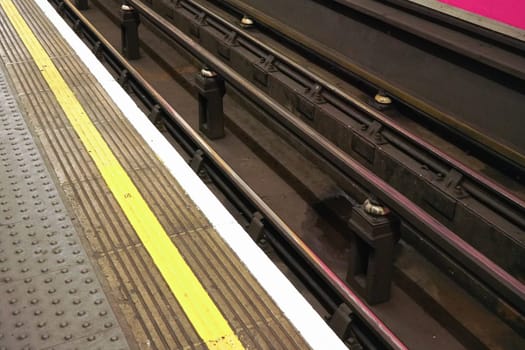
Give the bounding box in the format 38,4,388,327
0,0,311,349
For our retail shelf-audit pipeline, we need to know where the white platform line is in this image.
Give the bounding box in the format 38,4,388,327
34,0,347,348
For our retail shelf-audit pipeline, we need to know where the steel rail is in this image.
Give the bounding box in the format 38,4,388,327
172,0,525,270
128,0,525,315
214,0,525,171
51,1,407,348
182,0,525,222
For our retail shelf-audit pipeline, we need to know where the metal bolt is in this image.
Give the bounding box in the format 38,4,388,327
363,198,389,216
200,67,217,78
374,91,392,105
240,15,254,28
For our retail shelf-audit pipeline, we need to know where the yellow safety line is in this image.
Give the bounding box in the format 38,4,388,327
0,1,244,348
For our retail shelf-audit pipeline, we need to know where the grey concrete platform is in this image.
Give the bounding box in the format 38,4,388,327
0,68,128,349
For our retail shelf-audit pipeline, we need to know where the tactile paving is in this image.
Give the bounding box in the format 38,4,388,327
0,69,129,350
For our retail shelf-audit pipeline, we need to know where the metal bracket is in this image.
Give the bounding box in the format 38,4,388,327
117,69,130,89
92,41,103,59
189,149,205,173
253,54,277,87
328,303,353,339
424,168,468,220
365,121,384,139
190,12,207,39
218,31,239,61
73,19,83,35
296,84,326,120
147,104,164,128
442,169,464,191
351,121,385,164
247,212,265,242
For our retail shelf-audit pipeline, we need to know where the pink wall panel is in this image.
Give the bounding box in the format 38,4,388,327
439,0,525,29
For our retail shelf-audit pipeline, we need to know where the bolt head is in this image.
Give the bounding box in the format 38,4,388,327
200,68,217,78
374,93,392,105
240,16,254,27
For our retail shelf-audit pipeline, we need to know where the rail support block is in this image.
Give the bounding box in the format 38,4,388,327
74,0,88,10
347,203,396,304
195,68,226,140
120,4,140,60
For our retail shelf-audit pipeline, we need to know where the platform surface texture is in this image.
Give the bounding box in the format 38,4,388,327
0,0,346,349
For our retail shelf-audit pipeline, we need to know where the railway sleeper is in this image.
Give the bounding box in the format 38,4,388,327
347,200,397,305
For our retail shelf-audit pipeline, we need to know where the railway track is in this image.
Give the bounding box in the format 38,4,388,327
50,0,525,348
213,0,525,173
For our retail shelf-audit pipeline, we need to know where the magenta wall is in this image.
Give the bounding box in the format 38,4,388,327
439,0,525,30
